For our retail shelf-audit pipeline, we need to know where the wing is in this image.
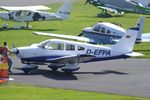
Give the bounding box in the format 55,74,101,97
0,5,51,11
142,33,150,42
125,52,144,57
97,6,124,14
33,32,91,42
46,55,95,63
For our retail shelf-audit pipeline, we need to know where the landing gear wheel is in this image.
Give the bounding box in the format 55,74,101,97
22,69,31,74
51,68,58,71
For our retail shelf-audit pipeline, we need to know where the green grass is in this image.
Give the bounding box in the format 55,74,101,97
0,83,149,100
0,0,150,57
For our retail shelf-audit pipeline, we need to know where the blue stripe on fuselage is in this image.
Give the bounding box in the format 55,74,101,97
21,55,63,63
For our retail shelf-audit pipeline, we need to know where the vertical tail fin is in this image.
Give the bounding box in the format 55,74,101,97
111,27,139,53
56,2,72,20
135,16,144,43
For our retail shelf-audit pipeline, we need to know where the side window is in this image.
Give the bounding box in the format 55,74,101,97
113,32,116,35
101,27,105,33
106,30,111,34
78,46,85,51
51,42,64,50
148,3,150,7
66,44,75,51
93,25,100,32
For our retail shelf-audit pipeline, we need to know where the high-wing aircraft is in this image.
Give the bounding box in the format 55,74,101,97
0,2,72,29
11,27,143,74
85,0,150,16
33,16,150,44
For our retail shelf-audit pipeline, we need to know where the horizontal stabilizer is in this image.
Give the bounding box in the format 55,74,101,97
33,32,90,42
142,33,150,42
125,52,144,57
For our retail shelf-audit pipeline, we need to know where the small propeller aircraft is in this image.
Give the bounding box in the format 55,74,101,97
0,2,72,29
85,0,150,16
11,26,143,74
80,16,150,44
33,16,150,44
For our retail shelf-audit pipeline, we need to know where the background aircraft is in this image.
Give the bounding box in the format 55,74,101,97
0,2,71,29
11,27,143,74
85,0,150,16
33,16,150,44
80,16,150,44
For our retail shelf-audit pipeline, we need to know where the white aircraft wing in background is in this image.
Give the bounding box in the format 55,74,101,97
142,33,150,42
33,32,91,42
0,5,51,11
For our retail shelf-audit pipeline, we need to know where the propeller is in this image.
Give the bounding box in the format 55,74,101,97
78,32,83,36
11,43,19,54
85,0,90,5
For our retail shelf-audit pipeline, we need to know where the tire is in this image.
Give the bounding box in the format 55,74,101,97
51,68,58,71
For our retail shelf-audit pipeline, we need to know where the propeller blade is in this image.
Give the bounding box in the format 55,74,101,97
78,32,83,36
85,0,90,5
12,43,15,48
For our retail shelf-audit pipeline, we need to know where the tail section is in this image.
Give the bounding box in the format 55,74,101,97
111,27,139,53
135,16,144,43
56,2,72,20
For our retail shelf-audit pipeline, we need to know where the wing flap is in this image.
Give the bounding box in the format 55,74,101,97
33,32,90,42
46,55,95,63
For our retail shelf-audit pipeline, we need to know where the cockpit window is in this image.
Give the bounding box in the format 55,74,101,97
66,44,75,51
93,24,100,32
78,46,85,51
106,30,111,34
101,27,105,33
51,42,64,50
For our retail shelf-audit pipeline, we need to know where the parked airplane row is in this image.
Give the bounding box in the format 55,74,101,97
0,1,149,74
33,16,150,44
0,0,150,29
10,16,148,74
85,0,150,16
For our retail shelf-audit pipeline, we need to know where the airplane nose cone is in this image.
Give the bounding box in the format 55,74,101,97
11,48,19,54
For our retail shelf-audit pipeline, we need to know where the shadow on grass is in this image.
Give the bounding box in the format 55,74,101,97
134,50,150,52
0,28,59,32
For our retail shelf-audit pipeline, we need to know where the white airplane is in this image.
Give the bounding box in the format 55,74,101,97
11,26,143,74
0,2,71,29
33,16,150,44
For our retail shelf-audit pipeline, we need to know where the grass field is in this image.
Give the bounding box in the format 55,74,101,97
0,83,149,100
0,1,150,58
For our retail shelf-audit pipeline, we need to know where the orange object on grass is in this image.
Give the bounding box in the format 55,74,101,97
0,47,9,84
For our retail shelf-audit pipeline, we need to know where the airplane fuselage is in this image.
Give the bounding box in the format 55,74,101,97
14,39,128,64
